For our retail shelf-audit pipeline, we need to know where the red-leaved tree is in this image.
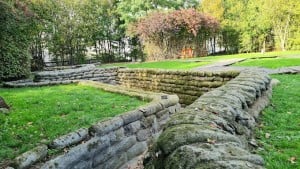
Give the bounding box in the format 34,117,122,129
130,9,220,60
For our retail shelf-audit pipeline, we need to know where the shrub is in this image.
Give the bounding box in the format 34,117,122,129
130,9,219,60
0,1,35,81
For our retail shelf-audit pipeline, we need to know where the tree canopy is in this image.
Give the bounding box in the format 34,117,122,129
0,0,299,80
199,0,300,53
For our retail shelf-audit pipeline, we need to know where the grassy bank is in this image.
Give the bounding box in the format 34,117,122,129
100,60,209,70
234,58,300,68
100,51,300,69
0,84,146,163
257,74,300,168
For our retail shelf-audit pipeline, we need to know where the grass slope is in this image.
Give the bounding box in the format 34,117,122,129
197,50,300,62
235,58,300,68
100,60,209,70
100,51,300,69
0,84,146,162
257,74,300,168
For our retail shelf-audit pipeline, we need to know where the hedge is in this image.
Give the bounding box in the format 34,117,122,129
0,1,33,81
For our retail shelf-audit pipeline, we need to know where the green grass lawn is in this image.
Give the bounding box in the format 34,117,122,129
0,84,146,163
196,50,300,62
257,74,300,169
100,60,209,69
100,51,300,69
234,58,300,69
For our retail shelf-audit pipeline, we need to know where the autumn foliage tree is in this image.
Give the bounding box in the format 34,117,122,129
130,9,219,61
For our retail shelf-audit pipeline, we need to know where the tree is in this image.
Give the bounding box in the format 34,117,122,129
198,0,274,53
28,0,56,70
29,0,137,64
117,0,199,29
198,0,224,54
83,0,130,63
198,0,224,21
265,0,300,51
238,0,273,52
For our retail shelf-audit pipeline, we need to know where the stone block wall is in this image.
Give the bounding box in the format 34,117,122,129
117,69,239,105
145,71,272,169
34,64,118,85
10,82,180,169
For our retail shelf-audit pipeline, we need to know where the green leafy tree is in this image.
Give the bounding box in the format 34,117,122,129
28,0,56,70
265,0,300,51
199,0,274,53
239,0,273,52
117,0,199,29
199,0,241,53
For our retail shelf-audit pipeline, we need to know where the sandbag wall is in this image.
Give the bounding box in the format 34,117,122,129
145,71,272,169
117,69,239,106
40,96,180,169
34,65,118,84
10,82,181,169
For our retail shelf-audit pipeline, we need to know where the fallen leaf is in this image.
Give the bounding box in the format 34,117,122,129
288,156,297,164
265,133,271,139
63,148,69,153
27,122,33,125
287,112,292,114
249,139,258,147
207,138,216,144
209,123,218,128
258,123,264,128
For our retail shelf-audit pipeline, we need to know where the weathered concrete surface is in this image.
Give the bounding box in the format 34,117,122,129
145,71,272,169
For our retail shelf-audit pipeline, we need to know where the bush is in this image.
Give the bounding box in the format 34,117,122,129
0,1,35,81
130,9,219,60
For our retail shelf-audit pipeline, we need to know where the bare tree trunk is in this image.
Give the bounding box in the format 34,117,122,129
275,14,291,51
213,36,216,54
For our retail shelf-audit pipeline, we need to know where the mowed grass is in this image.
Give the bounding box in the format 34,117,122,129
197,50,300,62
100,51,300,69
100,60,209,70
234,58,300,68
257,74,300,168
0,84,146,162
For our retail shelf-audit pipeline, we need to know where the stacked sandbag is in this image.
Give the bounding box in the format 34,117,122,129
117,69,239,106
145,71,272,169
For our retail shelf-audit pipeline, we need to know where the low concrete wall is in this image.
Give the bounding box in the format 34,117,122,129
145,71,272,169
10,82,180,169
117,69,239,105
